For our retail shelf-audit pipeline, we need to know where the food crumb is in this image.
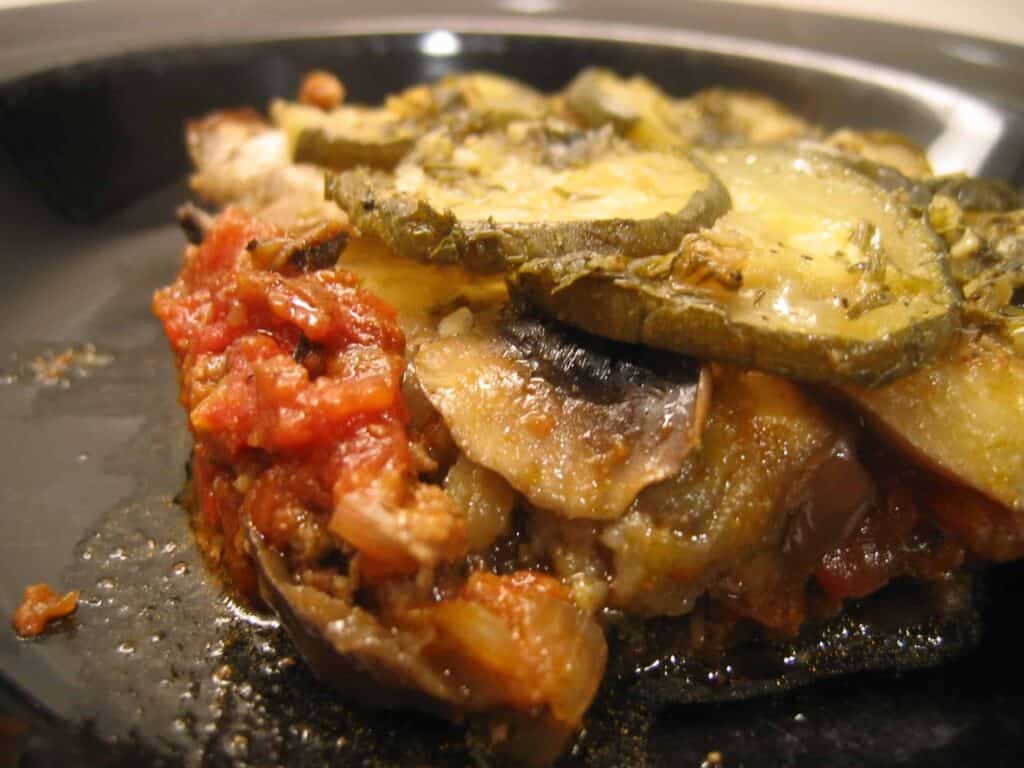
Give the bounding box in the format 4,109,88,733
30,349,74,384
298,70,346,111
29,343,113,386
489,721,510,744
13,583,80,637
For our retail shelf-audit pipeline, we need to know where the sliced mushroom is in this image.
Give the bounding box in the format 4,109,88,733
414,308,710,519
248,521,604,759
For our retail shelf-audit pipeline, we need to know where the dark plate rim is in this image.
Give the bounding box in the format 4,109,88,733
0,15,1014,178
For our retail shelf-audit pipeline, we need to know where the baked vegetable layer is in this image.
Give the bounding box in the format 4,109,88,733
327,124,729,272
512,144,961,386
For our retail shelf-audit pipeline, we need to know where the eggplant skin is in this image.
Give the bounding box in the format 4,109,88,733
325,156,730,274
511,251,959,387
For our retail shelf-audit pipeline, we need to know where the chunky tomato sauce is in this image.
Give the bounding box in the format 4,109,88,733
153,209,605,733
815,457,967,603
153,208,452,591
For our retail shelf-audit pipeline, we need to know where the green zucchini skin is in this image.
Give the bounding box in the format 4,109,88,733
510,251,959,388
510,144,963,388
278,72,553,173
325,155,731,274
293,127,414,171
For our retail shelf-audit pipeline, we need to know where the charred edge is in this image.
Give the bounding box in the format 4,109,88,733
176,203,215,245
247,227,350,273
293,334,315,364
293,230,350,272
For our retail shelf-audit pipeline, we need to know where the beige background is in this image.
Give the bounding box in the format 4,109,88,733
0,0,1021,46
725,0,1023,45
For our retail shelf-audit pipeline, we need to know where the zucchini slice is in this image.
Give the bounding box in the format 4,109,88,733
563,68,693,148
928,175,1021,213
843,336,1024,511
271,100,417,170
512,144,961,386
563,68,813,149
327,126,729,272
825,129,933,179
429,71,551,128
272,72,551,171
688,88,815,145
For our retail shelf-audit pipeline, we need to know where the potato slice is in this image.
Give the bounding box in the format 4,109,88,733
338,236,507,342
512,144,960,386
843,336,1024,511
414,310,710,519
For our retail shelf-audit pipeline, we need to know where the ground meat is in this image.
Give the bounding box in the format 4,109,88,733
13,583,79,637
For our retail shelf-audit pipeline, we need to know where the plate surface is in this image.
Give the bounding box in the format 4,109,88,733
2,12,1024,768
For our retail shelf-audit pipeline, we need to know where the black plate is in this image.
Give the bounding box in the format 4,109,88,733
2,5,1024,766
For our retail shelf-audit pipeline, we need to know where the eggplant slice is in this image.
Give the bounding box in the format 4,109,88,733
327,124,729,273
246,520,463,716
512,143,961,387
595,366,857,616
414,308,710,520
